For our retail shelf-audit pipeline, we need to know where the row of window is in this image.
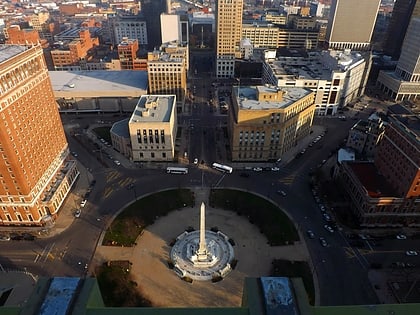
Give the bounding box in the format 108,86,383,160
136,129,165,145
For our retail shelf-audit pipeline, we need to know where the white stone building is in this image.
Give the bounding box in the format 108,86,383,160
129,95,177,162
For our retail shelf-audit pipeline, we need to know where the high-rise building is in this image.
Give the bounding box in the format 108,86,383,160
383,0,418,60
216,0,243,78
0,44,79,226
326,0,381,51
377,15,420,101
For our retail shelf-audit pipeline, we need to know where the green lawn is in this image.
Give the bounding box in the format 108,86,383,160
103,189,194,246
209,189,299,246
96,262,152,307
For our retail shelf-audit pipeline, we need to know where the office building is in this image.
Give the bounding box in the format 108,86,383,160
262,49,368,115
0,44,79,226
383,0,418,60
346,113,385,158
111,15,148,47
377,15,420,101
128,95,177,162
326,0,381,51
242,21,320,49
117,38,139,70
229,85,315,161
161,12,189,46
216,0,243,78
147,41,188,111
337,105,420,227
140,0,166,50
50,29,99,70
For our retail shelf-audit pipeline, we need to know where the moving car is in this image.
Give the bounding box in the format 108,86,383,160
277,190,287,196
80,199,87,208
74,209,81,218
396,234,407,240
406,250,418,256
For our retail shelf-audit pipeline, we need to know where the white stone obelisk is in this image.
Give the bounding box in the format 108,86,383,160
197,202,207,260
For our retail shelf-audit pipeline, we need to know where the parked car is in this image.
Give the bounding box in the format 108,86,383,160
0,234,11,241
319,237,328,247
80,199,87,208
239,172,250,178
324,224,334,233
306,230,315,239
396,234,407,240
252,167,263,172
74,209,81,218
114,160,121,166
271,167,280,171
277,190,287,196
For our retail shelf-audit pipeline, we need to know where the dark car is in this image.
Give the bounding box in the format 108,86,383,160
22,233,36,241
239,172,250,178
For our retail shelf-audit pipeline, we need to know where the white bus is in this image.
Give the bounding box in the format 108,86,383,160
212,162,233,174
166,167,188,174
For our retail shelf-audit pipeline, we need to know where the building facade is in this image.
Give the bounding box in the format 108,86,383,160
326,0,381,50
147,41,188,111
50,29,99,70
216,0,243,78
377,15,420,101
0,44,79,226
346,113,385,158
129,95,177,162
111,15,148,47
242,22,320,49
117,38,139,70
337,107,420,227
262,49,367,116
382,0,418,60
229,85,315,161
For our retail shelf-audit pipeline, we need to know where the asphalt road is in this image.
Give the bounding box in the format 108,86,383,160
0,69,411,306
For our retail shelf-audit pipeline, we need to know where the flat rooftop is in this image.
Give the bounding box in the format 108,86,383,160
0,44,27,64
48,70,148,98
236,85,312,110
266,50,365,81
347,162,398,198
130,95,175,123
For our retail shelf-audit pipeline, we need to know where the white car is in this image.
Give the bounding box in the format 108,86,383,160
74,209,81,218
324,224,334,233
114,160,121,166
271,167,280,171
252,167,263,172
406,250,418,256
80,200,87,208
193,158,198,165
396,234,407,240
277,190,287,196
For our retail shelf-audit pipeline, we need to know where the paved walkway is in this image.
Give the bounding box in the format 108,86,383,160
94,187,311,307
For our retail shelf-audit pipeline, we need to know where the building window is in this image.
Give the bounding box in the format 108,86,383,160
151,152,155,158
162,152,166,158
140,152,144,158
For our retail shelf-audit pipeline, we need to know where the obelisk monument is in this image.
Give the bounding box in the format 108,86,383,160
197,202,207,260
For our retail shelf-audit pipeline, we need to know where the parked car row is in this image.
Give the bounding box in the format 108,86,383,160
0,233,36,241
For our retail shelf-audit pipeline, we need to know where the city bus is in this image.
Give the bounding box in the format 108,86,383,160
212,163,233,174
166,166,188,174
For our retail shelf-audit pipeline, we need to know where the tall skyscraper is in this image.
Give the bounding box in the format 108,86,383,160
383,0,418,60
377,14,420,101
326,0,381,51
216,0,243,78
0,44,79,226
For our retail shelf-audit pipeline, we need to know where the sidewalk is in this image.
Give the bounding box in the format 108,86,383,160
93,187,312,307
